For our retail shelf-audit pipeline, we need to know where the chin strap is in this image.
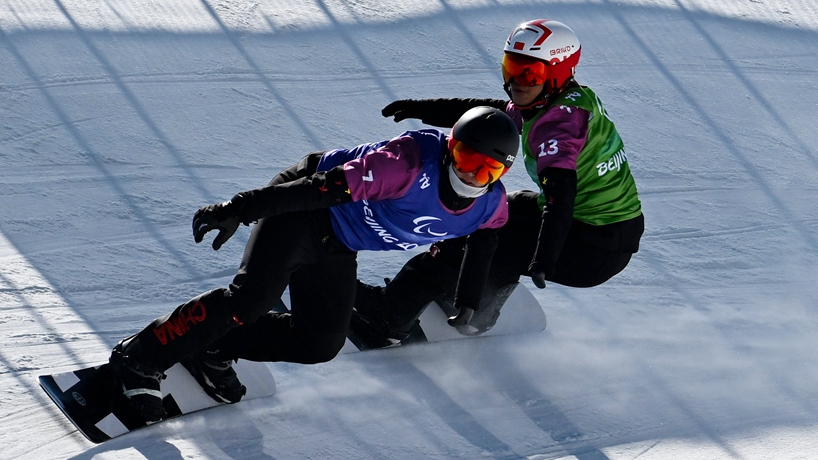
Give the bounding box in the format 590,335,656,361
447,164,488,198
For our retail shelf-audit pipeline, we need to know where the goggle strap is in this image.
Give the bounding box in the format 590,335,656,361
447,135,459,153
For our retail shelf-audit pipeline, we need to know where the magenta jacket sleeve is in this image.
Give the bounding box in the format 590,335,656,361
341,135,423,202
526,105,590,172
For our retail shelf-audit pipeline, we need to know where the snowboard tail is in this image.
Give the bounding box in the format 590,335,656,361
40,360,276,443
40,364,129,443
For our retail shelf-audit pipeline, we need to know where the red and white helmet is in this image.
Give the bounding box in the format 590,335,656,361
503,19,581,93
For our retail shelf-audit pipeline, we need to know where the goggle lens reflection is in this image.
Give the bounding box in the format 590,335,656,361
448,138,508,185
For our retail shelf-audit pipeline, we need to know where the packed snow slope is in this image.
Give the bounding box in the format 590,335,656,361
2,0,817,459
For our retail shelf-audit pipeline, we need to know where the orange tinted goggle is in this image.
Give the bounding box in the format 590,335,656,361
502,52,548,86
447,138,508,185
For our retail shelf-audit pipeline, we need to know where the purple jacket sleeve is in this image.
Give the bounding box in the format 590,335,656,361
526,105,590,172
342,135,422,202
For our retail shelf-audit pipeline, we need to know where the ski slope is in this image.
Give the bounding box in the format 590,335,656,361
2,0,817,458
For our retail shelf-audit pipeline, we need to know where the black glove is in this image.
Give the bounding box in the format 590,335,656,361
381,98,509,128
527,262,551,289
447,307,475,327
381,100,422,123
192,195,245,250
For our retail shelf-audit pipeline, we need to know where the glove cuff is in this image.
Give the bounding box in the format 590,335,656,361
229,192,252,225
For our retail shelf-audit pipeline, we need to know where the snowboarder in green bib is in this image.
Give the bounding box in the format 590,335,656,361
353,19,645,343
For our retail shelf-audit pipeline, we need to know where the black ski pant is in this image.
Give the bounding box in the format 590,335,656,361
131,155,358,370
205,208,358,364
370,190,645,330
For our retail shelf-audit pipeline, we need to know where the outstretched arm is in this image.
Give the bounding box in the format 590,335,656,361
382,98,508,128
192,166,351,250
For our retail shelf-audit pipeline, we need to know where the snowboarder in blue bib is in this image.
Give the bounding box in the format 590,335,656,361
353,19,645,341
109,107,519,422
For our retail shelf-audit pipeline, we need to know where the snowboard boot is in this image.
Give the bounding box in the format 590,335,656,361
350,309,416,348
181,350,246,404
352,279,387,320
352,280,405,345
109,335,167,422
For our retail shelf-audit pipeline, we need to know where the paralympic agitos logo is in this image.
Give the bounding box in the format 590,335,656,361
412,216,447,237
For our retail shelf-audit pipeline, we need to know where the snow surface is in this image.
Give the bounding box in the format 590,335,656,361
2,0,817,458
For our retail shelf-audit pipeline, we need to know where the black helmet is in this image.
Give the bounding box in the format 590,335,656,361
451,107,519,168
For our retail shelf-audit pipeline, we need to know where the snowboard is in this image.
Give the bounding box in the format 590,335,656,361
342,282,546,352
39,359,276,443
